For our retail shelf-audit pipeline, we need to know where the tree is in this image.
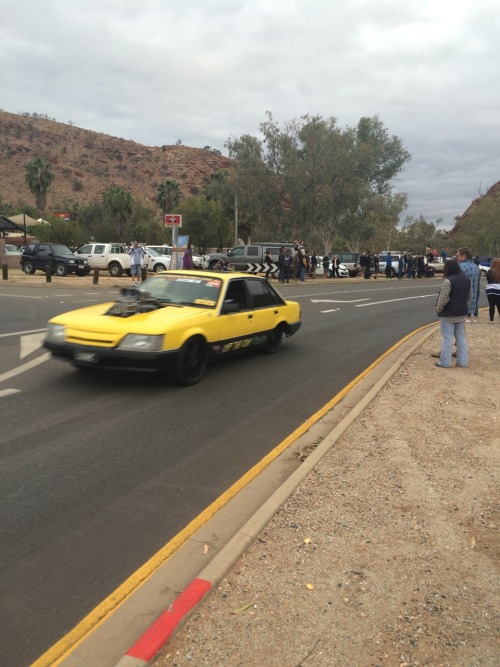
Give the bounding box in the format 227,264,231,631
225,113,411,253
102,185,133,239
24,157,54,210
178,196,232,252
156,180,182,218
398,215,446,254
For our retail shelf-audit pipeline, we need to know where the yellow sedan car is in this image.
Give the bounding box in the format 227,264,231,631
44,270,301,385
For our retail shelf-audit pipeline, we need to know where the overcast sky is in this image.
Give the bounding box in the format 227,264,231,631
2,0,499,229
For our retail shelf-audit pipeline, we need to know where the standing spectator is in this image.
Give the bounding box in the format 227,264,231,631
292,250,300,283
417,254,426,278
310,251,318,279
485,258,500,323
362,251,371,280
385,252,393,279
298,248,307,282
373,254,379,278
277,247,285,282
406,252,415,279
333,255,341,278
322,253,330,278
181,248,194,270
128,241,145,286
264,249,273,281
398,253,405,279
280,249,292,283
434,259,471,368
441,247,447,261
425,244,433,263
456,247,480,323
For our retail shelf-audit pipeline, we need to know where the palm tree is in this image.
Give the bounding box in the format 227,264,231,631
156,179,182,217
24,157,54,211
102,185,133,239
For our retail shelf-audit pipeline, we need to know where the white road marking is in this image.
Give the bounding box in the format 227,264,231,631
0,389,20,398
0,353,51,384
0,328,47,338
311,298,370,303
21,332,47,359
355,295,436,307
0,293,46,299
320,308,341,313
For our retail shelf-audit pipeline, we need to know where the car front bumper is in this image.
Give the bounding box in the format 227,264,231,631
44,340,177,372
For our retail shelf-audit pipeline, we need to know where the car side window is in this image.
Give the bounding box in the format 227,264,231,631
77,244,92,254
224,280,249,310
38,245,51,255
95,245,106,253
246,279,282,308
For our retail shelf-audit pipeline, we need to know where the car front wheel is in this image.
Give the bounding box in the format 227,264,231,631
23,261,36,275
174,336,208,386
55,263,68,277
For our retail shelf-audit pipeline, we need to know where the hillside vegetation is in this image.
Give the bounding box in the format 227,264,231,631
0,111,231,213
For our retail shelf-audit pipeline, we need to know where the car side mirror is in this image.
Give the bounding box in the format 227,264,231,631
221,301,240,314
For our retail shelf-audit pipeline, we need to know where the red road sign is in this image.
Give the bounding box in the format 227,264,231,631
164,214,182,227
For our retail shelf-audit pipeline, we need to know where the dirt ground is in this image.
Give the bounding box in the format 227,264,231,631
156,320,499,667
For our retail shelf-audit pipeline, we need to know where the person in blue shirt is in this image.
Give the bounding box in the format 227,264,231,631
385,252,393,279
456,247,480,323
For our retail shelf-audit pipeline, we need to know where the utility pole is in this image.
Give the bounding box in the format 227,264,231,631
234,194,238,245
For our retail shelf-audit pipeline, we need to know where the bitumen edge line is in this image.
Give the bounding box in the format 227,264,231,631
114,323,438,667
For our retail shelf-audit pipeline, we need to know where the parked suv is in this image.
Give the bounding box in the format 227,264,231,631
21,243,90,276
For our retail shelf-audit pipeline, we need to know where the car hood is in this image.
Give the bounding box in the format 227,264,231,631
50,301,216,336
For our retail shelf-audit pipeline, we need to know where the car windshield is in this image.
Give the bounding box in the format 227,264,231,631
138,274,223,308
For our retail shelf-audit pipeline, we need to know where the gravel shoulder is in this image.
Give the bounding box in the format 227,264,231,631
156,320,500,667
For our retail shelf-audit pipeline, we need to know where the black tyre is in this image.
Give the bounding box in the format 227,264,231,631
108,262,123,277
23,261,36,275
154,263,167,272
262,326,283,354
55,263,68,277
174,337,208,386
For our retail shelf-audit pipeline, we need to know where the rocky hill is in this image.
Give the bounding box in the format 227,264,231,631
0,111,232,213
447,180,500,237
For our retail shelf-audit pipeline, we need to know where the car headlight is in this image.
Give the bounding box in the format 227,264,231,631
45,323,66,343
117,334,165,352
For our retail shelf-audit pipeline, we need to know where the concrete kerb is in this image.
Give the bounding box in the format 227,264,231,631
114,324,438,667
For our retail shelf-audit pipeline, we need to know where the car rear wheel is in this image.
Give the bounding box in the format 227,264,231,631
108,262,123,277
174,336,208,385
55,263,68,277
23,261,36,275
262,326,283,354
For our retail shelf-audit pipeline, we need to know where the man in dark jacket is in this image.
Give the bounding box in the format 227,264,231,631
435,259,471,368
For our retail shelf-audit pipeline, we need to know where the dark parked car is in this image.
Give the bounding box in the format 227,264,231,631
21,243,90,276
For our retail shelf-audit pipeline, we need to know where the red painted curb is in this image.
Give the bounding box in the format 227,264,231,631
126,578,212,662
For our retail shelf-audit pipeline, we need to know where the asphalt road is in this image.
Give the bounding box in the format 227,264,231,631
0,278,486,666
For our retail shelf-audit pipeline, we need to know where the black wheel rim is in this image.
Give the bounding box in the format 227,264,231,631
179,339,206,383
